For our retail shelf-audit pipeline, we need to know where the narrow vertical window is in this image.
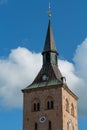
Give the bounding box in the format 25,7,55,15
37,103,40,111
46,53,50,63
35,123,38,130
47,101,50,109
55,55,57,65
51,101,54,109
49,121,52,130
33,103,40,112
34,103,36,111
66,99,69,112
71,103,74,116
47,101,54,109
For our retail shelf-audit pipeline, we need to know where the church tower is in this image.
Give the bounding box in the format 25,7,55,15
22,7,78,130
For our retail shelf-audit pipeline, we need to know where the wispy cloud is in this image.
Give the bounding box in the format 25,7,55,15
0,0,7,5
0,38,87,118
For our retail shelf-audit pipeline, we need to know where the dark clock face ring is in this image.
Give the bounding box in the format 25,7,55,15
41,117,45,121
39,116,46,123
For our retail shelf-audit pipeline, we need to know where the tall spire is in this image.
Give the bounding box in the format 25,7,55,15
42,20,58,54
43,2,58,55
42,3,58,66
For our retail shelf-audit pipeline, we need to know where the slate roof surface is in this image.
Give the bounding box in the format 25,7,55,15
42,20,58,54
25,64,63,90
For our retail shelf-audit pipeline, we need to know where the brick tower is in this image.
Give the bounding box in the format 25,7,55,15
22,18,78,130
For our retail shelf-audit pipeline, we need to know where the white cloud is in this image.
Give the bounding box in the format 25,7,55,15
0,47,42,108
58,38,87,117
0,0,7,5
73,38,87,80
58,59,86,117
58,60,83,91
73,38,87,117
0,38,87,118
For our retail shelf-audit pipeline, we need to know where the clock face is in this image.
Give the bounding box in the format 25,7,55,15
42,74,48,81
39,116,46,123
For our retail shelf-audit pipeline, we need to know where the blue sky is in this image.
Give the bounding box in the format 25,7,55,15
0,0,87,130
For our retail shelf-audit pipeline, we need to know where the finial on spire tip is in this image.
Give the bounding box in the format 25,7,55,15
49,2,51,9
48,1,52,19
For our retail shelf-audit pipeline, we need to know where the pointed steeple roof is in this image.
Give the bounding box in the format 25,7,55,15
43,20,58,54
23,18,64,91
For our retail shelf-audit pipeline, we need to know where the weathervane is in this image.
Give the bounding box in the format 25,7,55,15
47,1,52,19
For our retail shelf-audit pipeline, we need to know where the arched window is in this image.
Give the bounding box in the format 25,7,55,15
45,96,54,110
66,99,69,112
32,98,40,112
33,103,40,112
35,123,38,130
71,103,74,116
67,120,74,130
48,121,52,130
47,100,54,109
68,123,72,130
46,96,54,110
